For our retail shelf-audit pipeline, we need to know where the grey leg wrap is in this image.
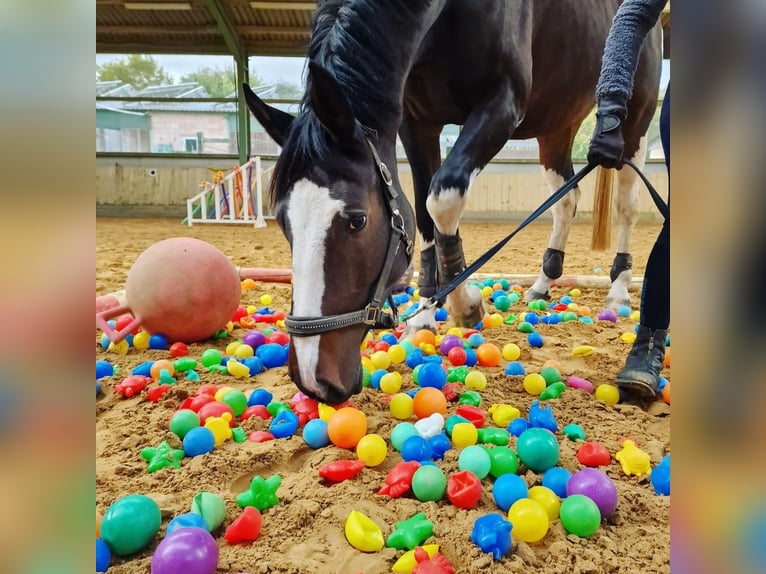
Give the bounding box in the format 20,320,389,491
610,252,633,282
418,246,438,298
542,248,565,280
434,230,466,285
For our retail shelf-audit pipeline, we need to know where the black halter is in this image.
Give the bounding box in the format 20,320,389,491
284,139,414,337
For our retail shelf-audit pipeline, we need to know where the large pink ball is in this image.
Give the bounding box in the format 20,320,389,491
126,238,240,342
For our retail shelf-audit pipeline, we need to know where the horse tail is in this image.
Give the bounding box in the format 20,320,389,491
590,166,614,251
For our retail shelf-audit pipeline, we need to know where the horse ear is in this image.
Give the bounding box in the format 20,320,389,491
307,61,357,143
242,83,294,146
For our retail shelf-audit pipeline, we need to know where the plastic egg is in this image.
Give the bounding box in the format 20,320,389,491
621,331,637,344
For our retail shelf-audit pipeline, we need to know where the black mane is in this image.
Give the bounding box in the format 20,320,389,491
269,0,428,205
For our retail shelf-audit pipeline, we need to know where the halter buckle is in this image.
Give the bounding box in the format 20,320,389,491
363,304,382,325
391,209,414,257
378,162,393,186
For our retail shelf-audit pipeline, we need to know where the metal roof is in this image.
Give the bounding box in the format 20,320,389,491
96,0,315,56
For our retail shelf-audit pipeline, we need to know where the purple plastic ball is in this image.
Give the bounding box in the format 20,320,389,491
151,528,219,574
596,309,618,323
242,330,266,349
566,468,618,517
439,334,463,356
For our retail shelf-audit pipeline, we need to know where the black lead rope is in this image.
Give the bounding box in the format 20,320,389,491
412,161,668,314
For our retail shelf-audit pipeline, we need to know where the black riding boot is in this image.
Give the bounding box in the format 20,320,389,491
615,325,667,400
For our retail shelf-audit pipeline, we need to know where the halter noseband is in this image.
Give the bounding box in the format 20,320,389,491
284,139,414,337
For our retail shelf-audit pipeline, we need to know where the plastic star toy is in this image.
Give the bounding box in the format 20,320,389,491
386,512,434,551
236,475,282,511
140,441,185,473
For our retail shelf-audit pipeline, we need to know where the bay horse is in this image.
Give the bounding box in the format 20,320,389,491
244,0,662,403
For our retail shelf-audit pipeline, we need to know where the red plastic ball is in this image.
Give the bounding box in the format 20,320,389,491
240,405,271,421
447,347,467,366
169,342,188,358
115,314,140,335
266,331,290,346
231,305,248,323
197,401,235,426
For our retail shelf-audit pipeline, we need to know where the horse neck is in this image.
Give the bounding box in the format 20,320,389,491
309,0,448,140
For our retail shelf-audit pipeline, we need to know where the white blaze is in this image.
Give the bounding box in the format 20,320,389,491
285,179,345,393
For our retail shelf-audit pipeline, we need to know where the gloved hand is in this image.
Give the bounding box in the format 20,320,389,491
588,95,627,169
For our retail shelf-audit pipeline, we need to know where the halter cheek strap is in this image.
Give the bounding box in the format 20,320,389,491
284,139,413,337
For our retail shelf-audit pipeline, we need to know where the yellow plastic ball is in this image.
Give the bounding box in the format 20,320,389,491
225,341,241,355
387,344,406,364
360,356,374,372
446,327,463,337
489,313,504,328
214,386,236,401
451,423,478,447
259,294,273,306
465,371,487,390
413,288,420,300
380,372,403,395
481,286,493,297
133,330,150,350
225,321,234,333
371,350,391,370
318,403,336,421
595,384,620,405
356,433,388,466
234,344,254,359
390,393,414,420
502,343,521,361
508,498,550,543
630,310,641,322
621,331,637,344
567,303,579,312
109,339,129,355
523,373,546,395
569,288,581,298
246,305,258,314
528,486,561,521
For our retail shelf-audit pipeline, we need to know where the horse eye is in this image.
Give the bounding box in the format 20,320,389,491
349,214,367,231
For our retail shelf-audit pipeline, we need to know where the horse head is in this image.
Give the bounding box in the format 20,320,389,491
244,62,414,404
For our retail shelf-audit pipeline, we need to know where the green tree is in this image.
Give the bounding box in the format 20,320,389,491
272,80,303,100
181,66,237,98
571,109,597,161
97,54,172,90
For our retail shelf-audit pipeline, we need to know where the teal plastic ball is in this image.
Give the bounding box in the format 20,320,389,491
101,494,161,556
516,428,560,473
559,494,602,537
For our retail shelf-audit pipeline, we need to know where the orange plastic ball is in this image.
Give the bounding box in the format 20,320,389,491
661,383,670,404
664,348,670,368
476,343,502,367
150,359,175,379
542,359,563,372
578,306,591,317
412,387,447,419
411,329,436,348
327,407,368,449
241,278,257,290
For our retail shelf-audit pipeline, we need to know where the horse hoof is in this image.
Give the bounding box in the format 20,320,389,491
524,288,550,302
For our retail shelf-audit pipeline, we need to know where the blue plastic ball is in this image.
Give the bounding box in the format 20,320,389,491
493,473,529,511
418,362,447,390
124,334,134,347
434,307,448,321
243,356,265,375
580,316,594,324
618,305,631,317
560,295,572,305
96,382,101,396
247,388,273,407
491,289,507,301
401,435,432,462
507,418,530,437
183,427,215,457
467,333,485,348
542,466,573,498
257,343,288,368
96,360,113,379
303,418,330,449
381,333,398,345
132,361,153,377
524,312,539,325
100,334,111,350
464,348,478,367
505,361,525,376
528,332,544,348
391,422,419,451
428,433,451,460
658,376,669,392
96,538,111,572
148,334,169,350
547,314,562,325
406,349,425,369
369,368,388,390
166,512,208,535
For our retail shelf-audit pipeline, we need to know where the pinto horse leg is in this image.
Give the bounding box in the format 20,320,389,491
526,131,580,302
427,87,520,328
606,134,648,310
399,118,443,335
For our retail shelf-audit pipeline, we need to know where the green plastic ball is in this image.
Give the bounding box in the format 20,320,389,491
560,494,602,537
221,390,248,417
101,494,161,556
516,428,560,473
200,348,223,367
412,465,447,502
539,366,562,385
169,409,200,439
458,445,492,479
489,446,519,477
391,422,419,451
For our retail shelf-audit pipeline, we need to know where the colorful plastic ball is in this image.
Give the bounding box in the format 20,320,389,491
508,498,549,543
523,373,546,395
96,538,111,572
505,362,525,376
464,370,487,391
447,470,483,509
411,329,436,348
151,527,218,574
418,362,447,390
391,422,419,451
257,343,287,368
101,494,162,556
516,428,560,473
357,434,388,466
370,350,391,370
169,410,200,439
466,333,485,348
412,387,447,419
528,486,561,521
166,512,208,535
464,348,478,367
401,435,433,462
492,473,529,512
390,393,414,419
405,348,425,369
475,343,501,367
428,433,451,460
411,465,447,502
493,295,511,311
218,390,247,417
597,309,618,323
380,371,403,394
527,332,544,348
369,369,387,390
242,330,266,349
327,407,367,449
200,349,223,368
489,446,519,477
451,423,479,448
662,383,671,404
439,334,462,355
500,343,520,362
96,360,114,380
387,344,406,364
197,401,234,426
132,331,150,350
595,384,620,405
566,468,618,517
542,467,572,499
559,494,602,537
539,366,562,385
247,388,273,407
183,427,216,457
302,418,330,449
434,307,448,321
447,346,468,366
458,445,492,479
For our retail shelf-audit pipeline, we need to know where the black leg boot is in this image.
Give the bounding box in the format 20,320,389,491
615,325,667,401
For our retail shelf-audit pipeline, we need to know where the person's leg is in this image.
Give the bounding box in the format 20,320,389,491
616,87,670,400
